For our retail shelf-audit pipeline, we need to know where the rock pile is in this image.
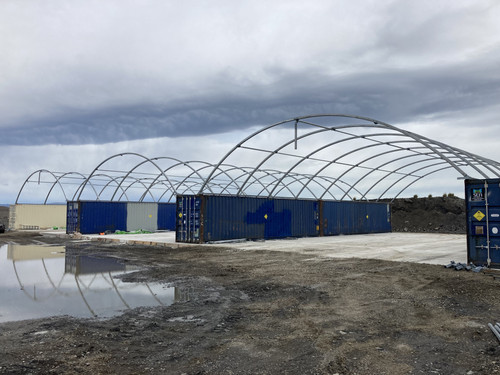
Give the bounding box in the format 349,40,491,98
389,195,466,234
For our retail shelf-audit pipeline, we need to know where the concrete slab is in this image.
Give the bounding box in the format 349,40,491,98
215,233,467,265
42,230,466,266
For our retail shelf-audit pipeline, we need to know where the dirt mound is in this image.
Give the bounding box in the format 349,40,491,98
390,195,466,234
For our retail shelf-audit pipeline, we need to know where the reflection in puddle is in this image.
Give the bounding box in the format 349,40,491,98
0,244,178,323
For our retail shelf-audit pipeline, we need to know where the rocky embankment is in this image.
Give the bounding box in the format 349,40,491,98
390,195,465,234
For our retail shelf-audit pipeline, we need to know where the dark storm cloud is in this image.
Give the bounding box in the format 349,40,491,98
1,0,500,146
2,56,499,146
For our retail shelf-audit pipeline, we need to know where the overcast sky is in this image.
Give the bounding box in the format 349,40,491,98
2,0,500,203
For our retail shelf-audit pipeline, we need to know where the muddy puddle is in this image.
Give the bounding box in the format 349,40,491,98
0,243,175,322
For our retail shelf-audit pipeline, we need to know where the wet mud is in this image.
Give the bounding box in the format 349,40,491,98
1,232,500,374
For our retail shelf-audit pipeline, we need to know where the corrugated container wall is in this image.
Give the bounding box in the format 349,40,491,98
157,203,177,230
127,202,158,232
176,195,389,243
67,201,177,234
78,201,127,234
465,179,500,268
11,204,66,230
321,201,391,235
202,195,319,242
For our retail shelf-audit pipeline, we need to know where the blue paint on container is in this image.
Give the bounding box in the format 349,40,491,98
178,195,363,243
200,195,319,242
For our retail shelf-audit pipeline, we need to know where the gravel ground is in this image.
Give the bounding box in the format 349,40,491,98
1,231,499,374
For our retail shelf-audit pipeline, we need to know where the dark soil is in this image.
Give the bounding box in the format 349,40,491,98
389,195,466,234
1,232,499,374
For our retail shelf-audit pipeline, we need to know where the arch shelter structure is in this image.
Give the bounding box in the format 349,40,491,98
16,115,500,204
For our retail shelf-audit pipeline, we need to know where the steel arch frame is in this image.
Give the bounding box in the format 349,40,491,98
16,170,99,204
16,114,500,204
200,114,500,201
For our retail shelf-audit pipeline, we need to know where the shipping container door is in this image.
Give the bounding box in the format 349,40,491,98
66,202,79,234
466,179,500,267
127,202,158,232
176,195,202,243
157,203,176,230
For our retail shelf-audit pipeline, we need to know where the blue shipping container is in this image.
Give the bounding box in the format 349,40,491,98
321,201,391,235
66,201,127,234
67,201,177,234
465,179,500,267
203,195,319,242
178,195,319,243
79,201,127,234
158,203,177,230
176,195,391,243
176,195,319,243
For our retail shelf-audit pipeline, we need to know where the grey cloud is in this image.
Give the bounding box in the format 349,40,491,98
2,1,500,146
2,56,500,146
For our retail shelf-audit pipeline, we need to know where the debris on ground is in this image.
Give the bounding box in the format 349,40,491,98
444,260,485,272
488,322,500,344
